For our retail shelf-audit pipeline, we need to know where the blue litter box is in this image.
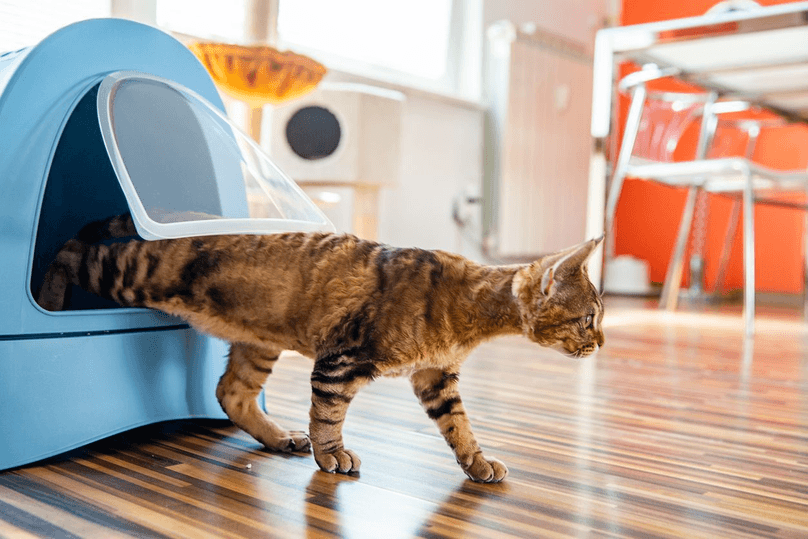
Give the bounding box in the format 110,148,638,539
0,18,332,471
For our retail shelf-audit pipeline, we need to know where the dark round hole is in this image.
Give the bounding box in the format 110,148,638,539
285,106,341,160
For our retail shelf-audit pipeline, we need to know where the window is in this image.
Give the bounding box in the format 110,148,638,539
0,0,110,51
278,0,452,80
0,1,480,101
156,0,248,43
276,0,480,100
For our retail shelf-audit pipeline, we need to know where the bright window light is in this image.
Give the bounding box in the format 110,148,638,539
277,0,454,80
156,0,248,42
0,0,110,51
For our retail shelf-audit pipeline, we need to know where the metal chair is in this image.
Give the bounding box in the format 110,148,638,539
605,64,808,335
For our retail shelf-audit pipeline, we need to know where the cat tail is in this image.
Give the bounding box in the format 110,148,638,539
36,213,139,311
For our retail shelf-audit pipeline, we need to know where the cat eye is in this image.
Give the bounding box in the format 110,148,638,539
583,314,593,329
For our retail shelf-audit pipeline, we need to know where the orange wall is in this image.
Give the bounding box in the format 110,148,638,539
615,0,808,293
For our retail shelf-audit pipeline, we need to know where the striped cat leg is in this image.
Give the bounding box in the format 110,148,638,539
216,343,311,453
37,239,86,311
37,214,137,311
309,354,377,474
410,368,508,483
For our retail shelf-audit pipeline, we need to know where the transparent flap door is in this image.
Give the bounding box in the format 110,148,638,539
97,71,334,240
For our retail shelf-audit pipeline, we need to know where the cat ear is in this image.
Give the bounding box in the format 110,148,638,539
539,236,604,297
540,251,574,297
556,236,603,272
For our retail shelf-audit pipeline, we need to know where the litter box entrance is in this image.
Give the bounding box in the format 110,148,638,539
31,83,131,311
32,72,334,312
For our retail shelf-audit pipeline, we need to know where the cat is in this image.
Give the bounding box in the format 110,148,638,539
37,214,605,483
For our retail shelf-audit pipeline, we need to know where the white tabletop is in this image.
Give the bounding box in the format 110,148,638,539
591,2,808,138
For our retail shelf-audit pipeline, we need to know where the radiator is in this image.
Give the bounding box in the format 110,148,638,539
484,22,594,259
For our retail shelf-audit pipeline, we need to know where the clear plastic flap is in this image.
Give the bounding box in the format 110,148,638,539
96,71,334,240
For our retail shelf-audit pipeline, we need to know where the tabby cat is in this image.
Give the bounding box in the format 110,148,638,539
37,214,605,483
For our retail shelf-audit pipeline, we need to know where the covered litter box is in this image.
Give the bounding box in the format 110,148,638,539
0,19,333,470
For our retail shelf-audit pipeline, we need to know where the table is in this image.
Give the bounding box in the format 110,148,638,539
586,1,808,286
592,2,808,138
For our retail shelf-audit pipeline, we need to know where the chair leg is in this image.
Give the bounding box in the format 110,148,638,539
714,198,742,295
605,170,627,259
742,171,755,336
803,201,808,320
687,190,711,297
605,84,647,255
661,185,700,311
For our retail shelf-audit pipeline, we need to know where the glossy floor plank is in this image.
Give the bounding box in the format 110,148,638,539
1,297,807,538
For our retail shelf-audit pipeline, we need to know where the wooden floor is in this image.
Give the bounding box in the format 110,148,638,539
2,297,808,538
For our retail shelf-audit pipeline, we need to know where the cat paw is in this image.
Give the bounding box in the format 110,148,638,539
463,454,508,483
278,431,312,453
263,431,311,453
314,448,361,474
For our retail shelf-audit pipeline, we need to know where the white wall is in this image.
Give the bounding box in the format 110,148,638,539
377,95,484,256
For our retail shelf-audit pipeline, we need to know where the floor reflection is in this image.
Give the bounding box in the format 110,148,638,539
413,481,509,538
304,468,514,539
304,470,430,539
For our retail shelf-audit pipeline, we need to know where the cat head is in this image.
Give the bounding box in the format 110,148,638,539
512,237,605,358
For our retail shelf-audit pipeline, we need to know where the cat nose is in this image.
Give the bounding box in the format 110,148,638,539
596,332,605,347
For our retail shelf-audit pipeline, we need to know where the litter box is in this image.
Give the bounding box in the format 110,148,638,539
0,18,332,470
